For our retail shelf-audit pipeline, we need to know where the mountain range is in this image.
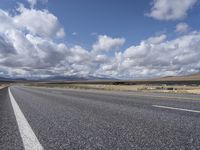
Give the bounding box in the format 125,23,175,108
0,75,116,82
1,73,200,82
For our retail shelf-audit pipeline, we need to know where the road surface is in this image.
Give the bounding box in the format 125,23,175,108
1,86,200,149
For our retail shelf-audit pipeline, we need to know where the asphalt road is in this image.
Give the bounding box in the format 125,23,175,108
1,86,200,149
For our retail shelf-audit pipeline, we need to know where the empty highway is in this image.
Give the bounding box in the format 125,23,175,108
1,86,200,149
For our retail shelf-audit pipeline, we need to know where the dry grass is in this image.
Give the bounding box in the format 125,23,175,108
31,83,143,91
185,89,200,94
0,83,10,89
138,85,200,94
69,84,145,91
30,83,200,95
155,73,200,81
0,84,7,89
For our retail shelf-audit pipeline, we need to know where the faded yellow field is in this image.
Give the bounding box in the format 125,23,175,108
0,84,8,89
34,83,200,95
64,84,145,91
185,89,200,94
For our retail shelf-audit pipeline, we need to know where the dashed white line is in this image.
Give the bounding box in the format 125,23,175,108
8,87,44,150
153,105,200,113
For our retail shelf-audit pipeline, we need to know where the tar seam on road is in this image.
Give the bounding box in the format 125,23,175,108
8,88,44,150
152,105,200,113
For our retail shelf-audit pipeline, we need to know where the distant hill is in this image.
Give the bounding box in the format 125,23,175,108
0,77,7,81
0,77,27,82
156,73,200,81
40,75,117,82
0,75,117,82
1,73,200,83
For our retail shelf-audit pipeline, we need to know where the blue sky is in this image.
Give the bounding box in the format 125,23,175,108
0,0,200,79
2,0,200,48
47,0,200,46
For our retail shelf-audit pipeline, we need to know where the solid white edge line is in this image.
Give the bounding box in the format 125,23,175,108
153,105,200,113
8,87,44,150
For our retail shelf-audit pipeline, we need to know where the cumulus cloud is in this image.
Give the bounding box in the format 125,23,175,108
116,32,200,78
27,0,48,8
0,10,16,33
0,6,114,78
27,0,37,8
0,3,200,79
175,22,190,34
0,6,68,77
147,34,167,44
146,0,197,20
14,5,65,39
0,35,16,57
92,35,125,53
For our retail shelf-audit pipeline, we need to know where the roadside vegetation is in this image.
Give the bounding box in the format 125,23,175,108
28,83,200,95
0,83,9,89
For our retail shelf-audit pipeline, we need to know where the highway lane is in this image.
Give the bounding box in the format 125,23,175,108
0,88,24,150
1,86,200,149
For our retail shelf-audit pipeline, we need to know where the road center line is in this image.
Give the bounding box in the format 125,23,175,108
152,105,200,113
8,87,44,150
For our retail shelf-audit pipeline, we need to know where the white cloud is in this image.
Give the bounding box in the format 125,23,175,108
27,0,48,8
147,34,167,44
72,32,78,36
0,7,68,77
146,0,197,20
92,35,125,53
0,4,200,79
0,35,16,57
56,28,65,38
95,33,200,79
175,22,190,33
69,46,90,64
14,6,65,39
94,55,109,63
27,0,37,8
0,10,17,34
118,32,200,78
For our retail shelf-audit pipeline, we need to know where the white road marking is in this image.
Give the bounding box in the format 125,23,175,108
153,105,200,113
8,88,44,150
